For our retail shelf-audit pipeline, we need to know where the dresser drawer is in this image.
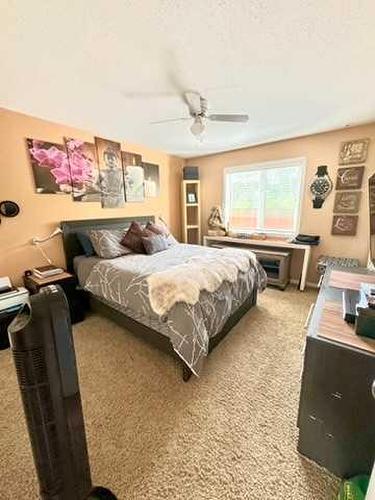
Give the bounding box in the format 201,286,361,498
298,336,375,476
297,412,375,477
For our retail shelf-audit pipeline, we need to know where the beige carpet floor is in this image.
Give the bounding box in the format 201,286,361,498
0,287,339,499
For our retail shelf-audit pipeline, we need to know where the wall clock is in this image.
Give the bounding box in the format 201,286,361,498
310,165,333,209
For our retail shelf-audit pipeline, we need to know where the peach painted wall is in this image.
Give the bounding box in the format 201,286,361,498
187,124,375,284
0,108,183,285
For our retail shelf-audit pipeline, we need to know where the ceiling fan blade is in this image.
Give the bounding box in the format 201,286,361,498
121,91,177,99
150,117,191,125
184,91,202,115
208,114,249,123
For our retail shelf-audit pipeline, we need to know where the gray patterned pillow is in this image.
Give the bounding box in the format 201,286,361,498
89,228,132,259
141,234,169,255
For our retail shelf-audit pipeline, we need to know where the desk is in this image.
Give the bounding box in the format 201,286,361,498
297,267,375,477
203,235,312,291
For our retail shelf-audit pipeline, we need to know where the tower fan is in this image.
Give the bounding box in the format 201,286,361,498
8,285,117,500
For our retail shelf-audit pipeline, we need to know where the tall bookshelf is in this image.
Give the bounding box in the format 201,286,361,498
181,180,201,244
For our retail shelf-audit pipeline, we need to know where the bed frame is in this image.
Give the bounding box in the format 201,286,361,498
60,216,258,381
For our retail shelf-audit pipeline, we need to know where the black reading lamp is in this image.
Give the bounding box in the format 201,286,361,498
8,286,117,500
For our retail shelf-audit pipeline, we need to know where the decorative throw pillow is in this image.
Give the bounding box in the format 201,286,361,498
142,234,169,255
89,228,132,259
146,218,178,246
120,221,153,253
76,232,96,257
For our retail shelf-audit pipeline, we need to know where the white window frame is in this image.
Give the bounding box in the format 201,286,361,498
223,157,306,238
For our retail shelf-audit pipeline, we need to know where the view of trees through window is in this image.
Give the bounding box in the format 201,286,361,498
225,163,303,234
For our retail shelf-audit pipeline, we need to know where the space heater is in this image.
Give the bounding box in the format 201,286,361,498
8,285,116,500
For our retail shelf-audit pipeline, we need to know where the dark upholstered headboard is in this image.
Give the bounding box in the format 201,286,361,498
60,216,155,273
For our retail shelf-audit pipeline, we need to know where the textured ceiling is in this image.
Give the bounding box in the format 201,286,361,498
1,0,375,158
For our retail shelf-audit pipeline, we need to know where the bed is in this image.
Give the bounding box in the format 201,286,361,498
61,216,267,381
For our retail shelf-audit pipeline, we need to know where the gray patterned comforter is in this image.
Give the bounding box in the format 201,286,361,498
79,244,267,375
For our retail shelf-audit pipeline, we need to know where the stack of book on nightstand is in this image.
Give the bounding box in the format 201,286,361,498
0,277,29,314
32,265,64,279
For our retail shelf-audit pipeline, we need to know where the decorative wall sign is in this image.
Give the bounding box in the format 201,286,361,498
335,166,364,190
143,162,160,197
65,138,101,202
333,192,361,214
122,152,145,202
331,215,358,236
338,138,369,165
95,137,125,208
26,139,71,194
309,165,333,208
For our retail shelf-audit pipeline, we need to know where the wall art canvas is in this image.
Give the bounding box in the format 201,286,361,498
333,192,361,214
143,162,160,197
335,166,364,190
338,138,369,165
95,137,125,208
331,215,358,236
65,138,101,202
26,139,71,194
122,152,145,202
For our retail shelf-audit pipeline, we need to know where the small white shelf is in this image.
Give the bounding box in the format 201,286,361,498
181,180,201,244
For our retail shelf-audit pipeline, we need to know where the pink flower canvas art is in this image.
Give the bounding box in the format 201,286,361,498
26,139,72,194
65,138,101,202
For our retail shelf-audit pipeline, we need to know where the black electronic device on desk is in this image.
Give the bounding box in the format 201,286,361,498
291,234,320,245
355,283,375,339
342,289,360,324
8,286,117,499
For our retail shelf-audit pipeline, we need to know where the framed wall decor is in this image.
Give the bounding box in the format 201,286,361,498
335,166,364,190
95,137,125,208
338,138,369,165
65,138,101,202
143,162,160,197
187,193,197,203
333,192,361,214
122,152,145,202
331,215,358,236
26,138,71,194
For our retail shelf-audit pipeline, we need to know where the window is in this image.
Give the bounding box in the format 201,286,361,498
224,158,305,236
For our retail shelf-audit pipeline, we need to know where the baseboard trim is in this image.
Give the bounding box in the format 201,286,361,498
290,279,319,289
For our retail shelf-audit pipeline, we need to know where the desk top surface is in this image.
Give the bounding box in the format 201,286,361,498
204,235,311,250
310,267,375,355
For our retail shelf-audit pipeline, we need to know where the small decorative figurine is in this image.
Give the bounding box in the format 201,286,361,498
310,165,333,208
207,206,227,236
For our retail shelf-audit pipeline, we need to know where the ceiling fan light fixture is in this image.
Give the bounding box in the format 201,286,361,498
190,117,205,137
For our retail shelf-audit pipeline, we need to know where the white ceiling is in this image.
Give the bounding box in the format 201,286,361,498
1,1,375,158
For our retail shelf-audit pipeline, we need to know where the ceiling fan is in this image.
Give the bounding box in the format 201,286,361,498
150,91,249,138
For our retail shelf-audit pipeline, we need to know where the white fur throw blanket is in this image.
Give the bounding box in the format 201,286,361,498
147,248,257,316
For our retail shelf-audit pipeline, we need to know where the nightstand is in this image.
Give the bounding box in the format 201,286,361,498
23,272,87,324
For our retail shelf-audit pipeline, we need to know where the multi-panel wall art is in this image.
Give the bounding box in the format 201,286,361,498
95,137,125,208
26,136,160,207
26,139,71,194
122,152,145,202
333,192,361,214
331,137,369,237
65,138,101,202
143,162,160,197
335,166,364,190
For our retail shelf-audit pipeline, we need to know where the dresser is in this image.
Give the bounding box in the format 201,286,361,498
297,267,375,478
